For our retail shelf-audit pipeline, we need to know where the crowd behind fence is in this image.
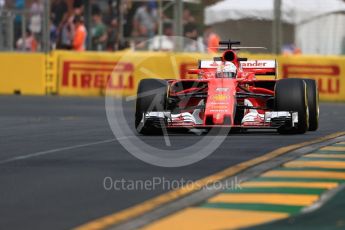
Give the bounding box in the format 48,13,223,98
0,0,220,53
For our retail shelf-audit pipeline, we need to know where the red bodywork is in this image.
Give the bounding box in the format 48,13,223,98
165,50,278,129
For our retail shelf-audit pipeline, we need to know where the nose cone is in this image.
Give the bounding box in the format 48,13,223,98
204,78,237,126
213,113,224,125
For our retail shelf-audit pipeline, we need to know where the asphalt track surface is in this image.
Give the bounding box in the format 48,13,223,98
0,95,344,230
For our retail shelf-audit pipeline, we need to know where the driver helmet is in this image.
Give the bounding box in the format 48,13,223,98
216,62,237,78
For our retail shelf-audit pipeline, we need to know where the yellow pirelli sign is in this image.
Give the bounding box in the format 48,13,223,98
278,55,344,101
60,60,134,94
59,58,134,96
51,51,345,101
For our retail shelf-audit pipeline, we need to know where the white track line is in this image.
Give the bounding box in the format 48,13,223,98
0,138,118,165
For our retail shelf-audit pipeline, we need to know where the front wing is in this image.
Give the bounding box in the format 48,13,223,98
140,111,298,129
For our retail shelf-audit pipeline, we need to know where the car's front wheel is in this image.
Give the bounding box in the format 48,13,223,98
135,79,168,135
275,78,309,134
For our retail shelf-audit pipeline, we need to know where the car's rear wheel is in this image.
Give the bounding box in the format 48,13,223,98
135,79,168,135
304,79,319,131
275,78,309,134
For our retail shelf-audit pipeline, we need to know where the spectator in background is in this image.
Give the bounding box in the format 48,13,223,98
51,0,68,29
204,26,220,53
29,0,44,39
59,5,83,49
106,18,118,51
183,9,195,26
72,15,87,51
14,0,25,46
50,17,58,49
104,0,117,26
282,44,302,55
133,2,157,38
91,6,107,51
123,0,139,38
73,0,84,10
103,0,119,50
184,23,204,52
16,28,38,52
149,23,174,51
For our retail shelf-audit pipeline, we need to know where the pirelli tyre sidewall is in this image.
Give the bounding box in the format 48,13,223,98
135,79,168,134
275,78,309,134
303,79,319,131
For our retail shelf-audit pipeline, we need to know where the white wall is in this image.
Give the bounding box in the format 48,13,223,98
296,13,345,55
211,19,294,53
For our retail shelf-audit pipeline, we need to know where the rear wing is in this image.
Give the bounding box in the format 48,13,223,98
240,60,277,78
199,60,233,69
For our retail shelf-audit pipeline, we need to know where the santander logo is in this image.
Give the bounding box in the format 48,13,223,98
241,60,267,67
241,60,275,68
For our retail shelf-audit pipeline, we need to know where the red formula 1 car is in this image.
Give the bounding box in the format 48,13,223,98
135,41,319,135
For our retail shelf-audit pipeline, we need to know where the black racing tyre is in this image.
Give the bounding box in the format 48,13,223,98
303,79,319,131
275,78,309,134
135,79,168,134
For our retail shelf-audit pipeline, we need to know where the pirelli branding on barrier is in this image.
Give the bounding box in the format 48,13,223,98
55,52,345,101
59,59,134,96
279,56,344,101
56,52,207,96
282,64,340,94
1,51,343,100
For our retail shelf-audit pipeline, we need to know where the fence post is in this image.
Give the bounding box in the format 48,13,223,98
272,0,282,54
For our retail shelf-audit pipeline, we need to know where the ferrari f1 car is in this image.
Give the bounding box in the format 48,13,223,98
135,40,319,135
